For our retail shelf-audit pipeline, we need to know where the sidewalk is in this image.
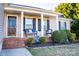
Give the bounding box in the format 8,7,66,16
0,48,32,56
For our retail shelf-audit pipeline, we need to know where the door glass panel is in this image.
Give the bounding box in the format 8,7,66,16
8,16,16,36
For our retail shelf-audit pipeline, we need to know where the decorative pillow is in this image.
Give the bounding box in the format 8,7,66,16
29,29,32,33
48,29,52,33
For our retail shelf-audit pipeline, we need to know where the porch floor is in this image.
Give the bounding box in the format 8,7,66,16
0,48,32,56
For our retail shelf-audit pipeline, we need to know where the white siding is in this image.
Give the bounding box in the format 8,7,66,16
49,16,58,31
0,3,4,53
66,20,71,30
49,16,71,32
59,17,71,30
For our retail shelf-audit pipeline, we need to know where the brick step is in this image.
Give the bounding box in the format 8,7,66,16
3,38,26,49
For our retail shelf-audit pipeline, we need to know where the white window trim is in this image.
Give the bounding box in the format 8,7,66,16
6,14,18,37
58,20,67,30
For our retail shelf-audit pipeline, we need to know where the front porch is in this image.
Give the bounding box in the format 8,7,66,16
3,11,57,49
4,9,58,38
3,3,60,49
4,3,59,39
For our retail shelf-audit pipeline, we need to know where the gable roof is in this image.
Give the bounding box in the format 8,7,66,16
4,3,57,14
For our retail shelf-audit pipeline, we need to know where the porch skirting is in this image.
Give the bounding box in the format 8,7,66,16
2,38,26,49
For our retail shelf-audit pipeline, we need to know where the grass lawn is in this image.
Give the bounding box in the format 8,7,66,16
27,43,79,56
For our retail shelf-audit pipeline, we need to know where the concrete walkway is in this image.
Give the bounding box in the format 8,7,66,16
0,48,32,56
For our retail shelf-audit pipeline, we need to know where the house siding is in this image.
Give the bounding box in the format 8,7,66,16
0,3,4,53
49,17,71,32
49,16,58,31
66,20,71,30
59,17,71,30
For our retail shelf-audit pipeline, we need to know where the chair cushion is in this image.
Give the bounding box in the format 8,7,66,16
29,29,32,33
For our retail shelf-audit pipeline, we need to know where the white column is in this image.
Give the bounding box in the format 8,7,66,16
56,14,59,30
21,11,24,38
36,18,38,31
41,13,44,36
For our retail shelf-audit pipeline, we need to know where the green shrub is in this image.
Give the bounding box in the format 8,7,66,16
52,30,76,43
52,30,68,44
65,30,76,42
68,33,76,42
27,37,34,45
39,37,46,44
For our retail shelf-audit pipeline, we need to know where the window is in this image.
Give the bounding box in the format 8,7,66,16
44,20,50,31
44,20,47,30
25,18,33,29
61,22,65,30
59,21,66,30
38,19,49,31
33,18,36,31
8,16,16,36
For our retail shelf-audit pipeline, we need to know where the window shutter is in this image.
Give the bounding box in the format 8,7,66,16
33,18,36,31
64,22,66,29
38,19,41,31
59,21,61,30
23,18,25,30
47,20,50,30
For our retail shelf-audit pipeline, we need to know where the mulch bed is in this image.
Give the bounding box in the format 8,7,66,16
26,41,79,48
27,42,54,48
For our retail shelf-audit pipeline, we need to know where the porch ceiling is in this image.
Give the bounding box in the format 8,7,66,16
4,10,21,14
24,12,50,18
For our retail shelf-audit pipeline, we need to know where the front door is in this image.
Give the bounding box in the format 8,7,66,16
8,16,16,36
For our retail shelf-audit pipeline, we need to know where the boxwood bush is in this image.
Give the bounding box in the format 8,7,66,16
27,37,34,45
39,37,46,44
52,30,69,44
65,30,76,42
70,33,76,42
52,30,76,43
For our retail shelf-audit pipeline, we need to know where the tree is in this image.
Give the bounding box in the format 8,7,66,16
71,20,79,37
55,3,79,20
55,3,79,38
